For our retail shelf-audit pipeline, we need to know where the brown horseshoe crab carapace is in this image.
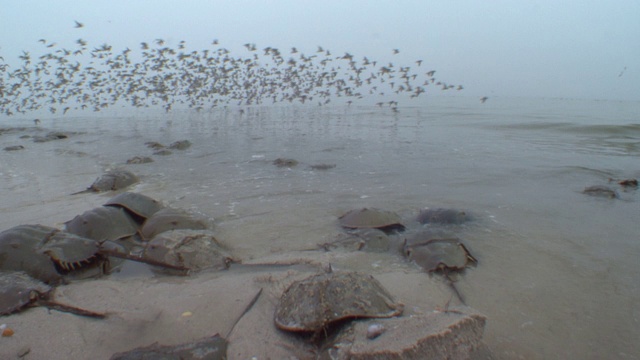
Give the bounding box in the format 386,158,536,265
338,208,405,233
274,271,403,335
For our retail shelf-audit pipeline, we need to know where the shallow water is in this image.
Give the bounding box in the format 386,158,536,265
1,96,639,359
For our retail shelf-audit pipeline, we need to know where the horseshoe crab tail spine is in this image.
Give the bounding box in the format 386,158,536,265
445,272,466,305
226,288,263,338
70,188,92,195
36,300,106,319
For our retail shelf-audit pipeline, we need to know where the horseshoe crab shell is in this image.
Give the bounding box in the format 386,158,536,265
0,225,112,284
274,271,404,333
0,271,105,318
0,225,64,284
0,271,52,316
338,208,405,233
140,208,208,240
582,185,618,199
320,228,390,252
74,170,138,194
65,206,139,241
403,238,477,273
110,334,227,360
40,230,111,279
104,192,164,221
143,230,233,272
417,208,470,225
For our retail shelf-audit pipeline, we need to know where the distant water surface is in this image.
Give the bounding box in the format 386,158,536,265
1,96,639,359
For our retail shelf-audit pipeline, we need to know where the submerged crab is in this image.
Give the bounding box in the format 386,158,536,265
582,185,618,199
140,207,209,240
338,208,405,233
403,238,477,274
403,235,477,304
417,208,470,225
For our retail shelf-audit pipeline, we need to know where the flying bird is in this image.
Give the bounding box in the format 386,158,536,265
618,66,627,77
74,20,84,28
480,96,488,103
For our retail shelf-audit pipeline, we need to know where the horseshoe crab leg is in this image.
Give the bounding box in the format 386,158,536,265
36,299,106,319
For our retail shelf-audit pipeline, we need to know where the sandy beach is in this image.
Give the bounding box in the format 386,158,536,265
2,100,639,359
0,116,488,359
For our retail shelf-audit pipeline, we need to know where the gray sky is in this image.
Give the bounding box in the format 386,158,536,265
2,0,639,101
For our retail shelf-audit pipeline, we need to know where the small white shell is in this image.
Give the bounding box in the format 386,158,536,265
366,323,385,339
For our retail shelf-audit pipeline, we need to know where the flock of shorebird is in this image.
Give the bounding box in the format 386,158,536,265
0,21,465,116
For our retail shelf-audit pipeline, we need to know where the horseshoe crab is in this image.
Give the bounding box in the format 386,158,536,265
0,271,105,318
318,229,390,252
403,238,477,274
338,208,405,233
145,141,164,149
0,225,67,284
143,229,233,272
0,225,127,283
582,185,618,199
4,145,24,151
417,208,470,225
273,158,298,167
403,236,477,304
140,208,208,240
72,170,139,194
168,139,192,150
104,192,164,222
274,271,403,335
0,224,185,285
126,156,153,164
0,271,49,315
110,334,227,360
618,178,638,187
65,206,140,242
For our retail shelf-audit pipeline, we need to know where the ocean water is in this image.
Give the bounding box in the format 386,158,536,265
1,96,639,359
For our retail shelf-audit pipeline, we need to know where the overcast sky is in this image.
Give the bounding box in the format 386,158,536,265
2,0,639,101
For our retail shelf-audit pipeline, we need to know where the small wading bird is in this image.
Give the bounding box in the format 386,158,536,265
0,36,463,116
